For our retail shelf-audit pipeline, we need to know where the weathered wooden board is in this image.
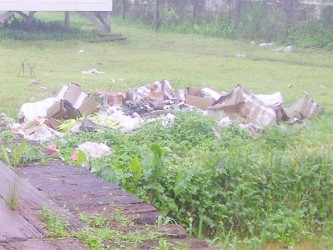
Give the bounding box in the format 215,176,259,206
0,162,83,234
0,199,43,243
0,0,112,11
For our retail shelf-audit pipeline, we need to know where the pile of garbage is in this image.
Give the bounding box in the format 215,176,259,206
8,80,323,142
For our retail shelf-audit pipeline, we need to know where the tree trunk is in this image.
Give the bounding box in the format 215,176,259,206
154,0,160,31
122,0,127,19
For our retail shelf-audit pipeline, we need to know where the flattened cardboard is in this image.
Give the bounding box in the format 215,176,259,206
77,94,98,116
186,87,201,96
289,95,323,118
46,101,66,119
185,95,214,110
44,118,62,130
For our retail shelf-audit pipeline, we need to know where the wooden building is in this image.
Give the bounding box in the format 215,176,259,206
0,0,113,32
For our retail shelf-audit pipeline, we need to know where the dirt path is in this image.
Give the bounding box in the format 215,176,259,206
0,158,214,249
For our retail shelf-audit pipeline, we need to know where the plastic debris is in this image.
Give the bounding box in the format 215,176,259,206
18,97,56,122
77,142,112,160
81,68,104,75
0,113,15,127
259,42,273,48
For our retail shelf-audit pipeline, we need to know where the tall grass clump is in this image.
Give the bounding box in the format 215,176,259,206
56,111,333,243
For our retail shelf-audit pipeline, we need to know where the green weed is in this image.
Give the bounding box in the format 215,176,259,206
4,176,20,211
57,111,333,244
39,205,70,238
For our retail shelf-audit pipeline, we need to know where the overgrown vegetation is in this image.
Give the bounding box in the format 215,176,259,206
113,0,333,50
0,16,98,41
55,111,333,245
0,132,44,168
39,205,184,249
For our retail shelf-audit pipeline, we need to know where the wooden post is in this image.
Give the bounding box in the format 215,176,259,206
65,12,70,28
154,0,160,31
122,0,127,19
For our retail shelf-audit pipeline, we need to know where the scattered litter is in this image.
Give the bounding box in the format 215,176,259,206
18,97,56,122
288,83,293,88
161,113,176,128
218,117,232,127
210,85,278,127
77,142,112,160
319,84,326,89
40,87,48,90
259,42,273,48
45,144,59,155
0,113,15,127
103,111,143,133
236,53,246,59
23,124,63,142
14,79,323,142
28,79,40,85
275,46,293,53
81,69,104,75
79,49,85,53
289,93,323,118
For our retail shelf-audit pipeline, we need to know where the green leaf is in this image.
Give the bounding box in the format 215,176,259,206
1,145,11,166
77,150,89,167
129,156,143,181
174,169,192,196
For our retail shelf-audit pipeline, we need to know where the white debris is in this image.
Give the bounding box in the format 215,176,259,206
81,68,104,75
255,92,284,107
201,87,221,101
99,111,143,133
283,46,293,53
161,113,176,127
236,53,246,59
18,97,56,122
24,124,63,142
78,142,112,160
259,42,273,48
218,117,232,127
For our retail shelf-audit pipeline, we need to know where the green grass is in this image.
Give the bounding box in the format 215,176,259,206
1,12,333,247
0,13,332,118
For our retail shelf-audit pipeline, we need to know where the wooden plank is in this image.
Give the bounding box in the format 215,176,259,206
0,162,84,234
0,199,43,243
77,11,110,33
0,0,112,11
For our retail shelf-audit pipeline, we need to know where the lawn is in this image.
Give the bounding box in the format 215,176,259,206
0,12,332,118
0,13,333,248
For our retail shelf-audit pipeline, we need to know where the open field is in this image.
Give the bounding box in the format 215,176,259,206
1,13,333,248
0,13,332,118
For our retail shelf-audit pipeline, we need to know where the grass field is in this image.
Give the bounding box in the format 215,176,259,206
1,13,333,248
0,12,332,118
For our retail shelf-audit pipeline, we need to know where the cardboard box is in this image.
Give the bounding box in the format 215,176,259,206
186,87,202,96
44,118,62,130
47,83,97,120
184,86,215,110
185,95,215,110
55,83,81,105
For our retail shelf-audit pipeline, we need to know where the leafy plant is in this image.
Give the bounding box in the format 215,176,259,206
56,112,333,244
39,205,69,238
